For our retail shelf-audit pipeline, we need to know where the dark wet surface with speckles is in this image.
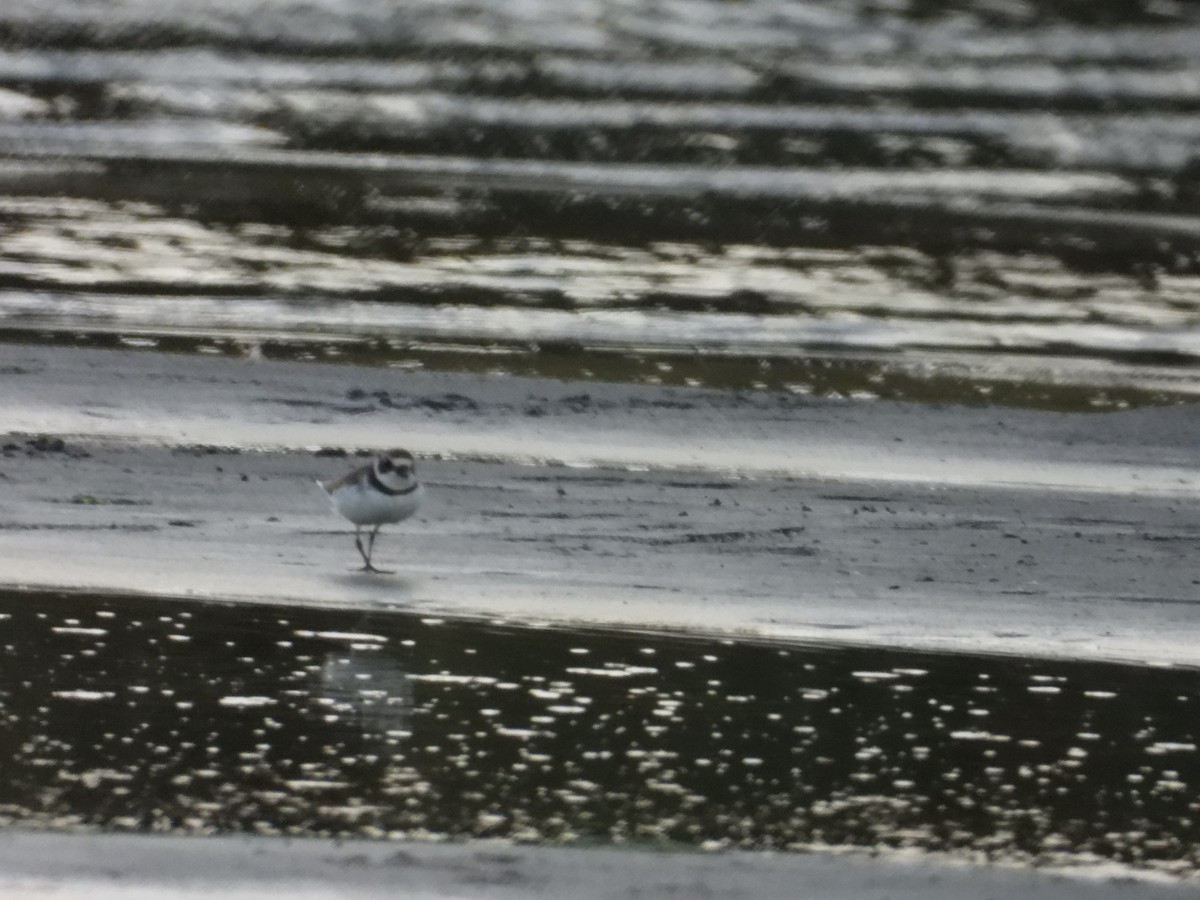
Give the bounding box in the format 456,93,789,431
2,590,1198,875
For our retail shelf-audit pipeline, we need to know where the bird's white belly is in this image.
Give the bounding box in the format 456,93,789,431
330,482,422,526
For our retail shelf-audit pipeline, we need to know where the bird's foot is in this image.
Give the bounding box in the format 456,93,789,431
359,563,395,575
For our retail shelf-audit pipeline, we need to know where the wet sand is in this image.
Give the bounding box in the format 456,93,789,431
3,343,1200,665
1,831,1193,900
3,344,1200,895
5,0,1200,894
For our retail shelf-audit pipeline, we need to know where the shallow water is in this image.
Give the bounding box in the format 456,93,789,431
1,589,1197,875
2,1,1200,409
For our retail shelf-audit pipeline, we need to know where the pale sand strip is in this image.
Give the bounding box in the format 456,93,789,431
1,344,1198,665
0,831,1192,900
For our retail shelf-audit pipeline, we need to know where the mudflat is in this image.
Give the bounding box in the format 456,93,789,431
0,830,1195,900
3,345,1200,895
2,342,1198,665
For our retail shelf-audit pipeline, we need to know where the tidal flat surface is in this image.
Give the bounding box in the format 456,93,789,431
3,2,1200,891
3,0,1200,409
2,589,1198,877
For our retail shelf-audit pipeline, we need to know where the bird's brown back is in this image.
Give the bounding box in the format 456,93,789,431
320,463,372,493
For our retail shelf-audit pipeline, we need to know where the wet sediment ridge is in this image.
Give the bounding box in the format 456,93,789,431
10,327,1200,413
2,589,1198,879
3,2,1200,408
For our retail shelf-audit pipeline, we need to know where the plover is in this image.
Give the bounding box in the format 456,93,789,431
318,449,423,573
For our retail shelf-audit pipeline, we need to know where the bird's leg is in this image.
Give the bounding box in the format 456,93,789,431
360,525,393,574
366,525,381,563
354,526,372,570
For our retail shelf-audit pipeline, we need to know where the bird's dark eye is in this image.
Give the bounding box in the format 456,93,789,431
378,458,393,473
397,465,410,478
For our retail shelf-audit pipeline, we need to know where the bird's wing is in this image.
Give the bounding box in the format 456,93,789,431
318,463,371,493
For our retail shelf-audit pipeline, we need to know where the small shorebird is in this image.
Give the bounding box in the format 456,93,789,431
317,449,423,573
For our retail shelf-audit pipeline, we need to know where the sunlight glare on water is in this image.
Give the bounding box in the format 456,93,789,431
0,590,1197,877
3,0,1200,409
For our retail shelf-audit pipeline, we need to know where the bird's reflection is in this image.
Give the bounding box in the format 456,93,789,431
314,648,414,740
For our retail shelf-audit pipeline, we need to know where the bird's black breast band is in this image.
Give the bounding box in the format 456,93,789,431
368,471,419,496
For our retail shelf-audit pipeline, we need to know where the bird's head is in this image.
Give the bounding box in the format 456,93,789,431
374,449,417,492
